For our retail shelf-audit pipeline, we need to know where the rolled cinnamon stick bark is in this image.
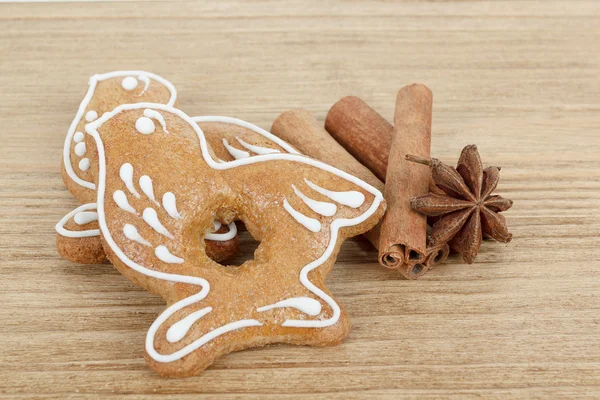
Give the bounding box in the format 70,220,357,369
325,97,393,182
271,109,384,248
378,84,432,271
424,242,450,269
326,96,441,195
325,91,443,277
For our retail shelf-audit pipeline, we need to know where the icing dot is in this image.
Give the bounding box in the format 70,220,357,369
73,132,84,143
166,307,212,343
122,76,138,91
135,117,155,134
155,245,184,264
74,142,86,157
85,110,98,122
74,211,98,225
79,158,90,171
123,224,151,246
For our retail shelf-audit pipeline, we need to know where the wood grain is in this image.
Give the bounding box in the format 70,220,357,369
1,1,599,398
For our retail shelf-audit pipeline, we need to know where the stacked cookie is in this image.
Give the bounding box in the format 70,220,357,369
55,71,386,377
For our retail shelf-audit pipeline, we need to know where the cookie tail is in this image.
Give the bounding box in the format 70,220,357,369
55,203,107,264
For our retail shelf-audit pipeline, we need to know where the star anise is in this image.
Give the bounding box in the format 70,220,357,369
409,145,513,264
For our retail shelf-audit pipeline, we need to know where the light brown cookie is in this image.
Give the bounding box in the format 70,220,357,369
62,71,178,204
56,204,106,264
57,72,238,264
73,104,385,377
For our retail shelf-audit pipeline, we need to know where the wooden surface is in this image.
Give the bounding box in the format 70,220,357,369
1,1,599,398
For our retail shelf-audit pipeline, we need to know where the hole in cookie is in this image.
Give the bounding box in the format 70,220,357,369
204,221,260,267
226,225,261,266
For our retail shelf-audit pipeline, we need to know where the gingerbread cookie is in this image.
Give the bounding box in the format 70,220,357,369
62,71,178,203
56,203,106,264
57,71,238,264
73,103,385,376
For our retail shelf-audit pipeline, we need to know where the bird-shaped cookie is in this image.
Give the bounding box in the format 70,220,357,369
56,71,237,264
73,103,385,376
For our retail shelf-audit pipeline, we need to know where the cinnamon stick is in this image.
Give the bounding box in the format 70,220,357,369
378,84,432,270
270,109,384,248
325,92,445,275
424,242,450,269
326,96,440,195
325,97,393,182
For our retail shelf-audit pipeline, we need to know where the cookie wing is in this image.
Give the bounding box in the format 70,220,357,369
193,116,300,164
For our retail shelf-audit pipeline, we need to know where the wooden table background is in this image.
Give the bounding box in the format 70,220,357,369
1,1,599,398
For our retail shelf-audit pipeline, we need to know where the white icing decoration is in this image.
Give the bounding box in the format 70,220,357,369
283,198,321,233
155,245,184,264
73,132,84,143
55,203,100,238
78,158,90,171
236,137,280,155
304,179,365,208
257,297,321,316
139,175,159,206
222,138,249,160
74,211,98,225
86,103,382,362
62,71,177,191
123,224,151,246
122,76,138,91
167,307,212,343
205,221,237,241
213,221,222,231
193,115,300,156
143,109,169,133
292,184,336,217
119,163,141,198
135,116,155,135
162,192,181,219
113,190,137,214
74,142,86,156
143,208,174,239
164,320,263,362
85,110,98,122
138,74,150,94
